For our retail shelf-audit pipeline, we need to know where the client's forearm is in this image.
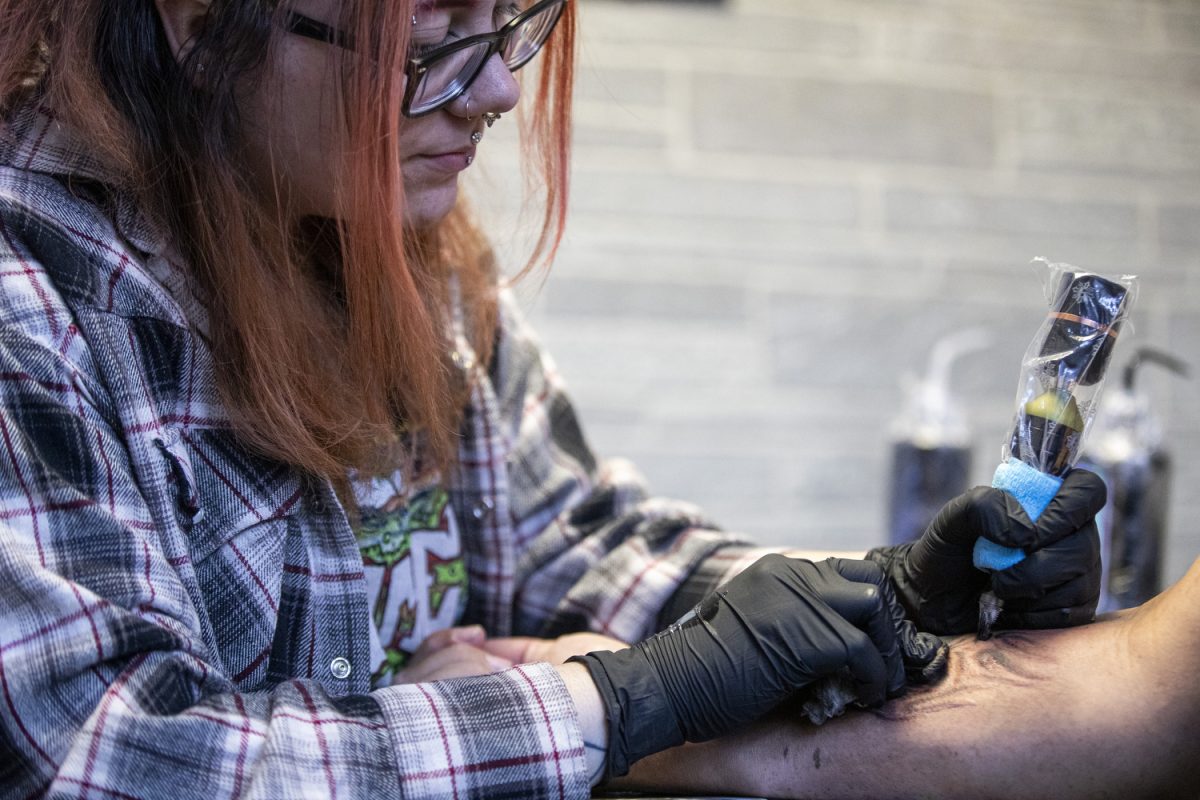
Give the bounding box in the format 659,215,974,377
617,558,1200,799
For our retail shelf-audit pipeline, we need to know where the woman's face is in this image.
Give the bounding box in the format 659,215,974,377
220,0,522,228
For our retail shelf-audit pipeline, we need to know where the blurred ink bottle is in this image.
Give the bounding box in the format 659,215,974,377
1082,347,1188,611
886,330,990,545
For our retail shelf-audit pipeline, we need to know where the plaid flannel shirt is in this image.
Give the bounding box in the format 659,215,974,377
0,100,764,799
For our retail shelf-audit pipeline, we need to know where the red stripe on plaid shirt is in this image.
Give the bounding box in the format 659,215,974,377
228,539,279,614
0,498,96,520
56,223,143,317
1,599,113,655
277,486,304,516
95,428,117,514
416,682,461,800
79,653,151,798
514,665,567,799
179,431,266,521
141,542,155,607
179,706,387,737
20,110,53,170
471,379,509,634
283,563,365,583
296,681,340,800
0,211,62,339
59,350,119,515
68,582,106,661
56,776,145,800
231,694,253,799
105,259,126,313
55,322,78,358
231,644,272,683
524,380,591,508
122,327,170,447
0,372,71,393
0,643,57,768
0,411,47,568
599,530,694,634
404,749,584,781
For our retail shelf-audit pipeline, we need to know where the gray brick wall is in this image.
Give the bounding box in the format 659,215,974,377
465,0,1200,585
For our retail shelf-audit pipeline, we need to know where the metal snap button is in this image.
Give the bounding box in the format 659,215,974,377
329,657,352,680
471,498,494,520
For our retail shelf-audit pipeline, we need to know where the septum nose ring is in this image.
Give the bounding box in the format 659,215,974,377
482,112,501,128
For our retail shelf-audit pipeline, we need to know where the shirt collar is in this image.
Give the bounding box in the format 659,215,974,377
2,95,168,258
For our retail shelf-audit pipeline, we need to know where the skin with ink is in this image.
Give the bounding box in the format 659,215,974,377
612,557,1200,799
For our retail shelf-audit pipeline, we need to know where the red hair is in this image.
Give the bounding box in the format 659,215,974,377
0,0,576,499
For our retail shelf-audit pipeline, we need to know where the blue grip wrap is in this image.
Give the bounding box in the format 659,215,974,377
972,460,1063,572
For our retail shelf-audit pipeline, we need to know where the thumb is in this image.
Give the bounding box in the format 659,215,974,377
412,625,487,658
918,487,1003,554
480,636,539,663
907,487,1002,587
896,621,948,684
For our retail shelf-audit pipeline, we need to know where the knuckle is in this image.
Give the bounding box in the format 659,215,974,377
858,583,881,606
857,559,884,581
967,485,996,505
749,552,788,577
1067,469,1108,506
427,628,454,645
759,552,788,569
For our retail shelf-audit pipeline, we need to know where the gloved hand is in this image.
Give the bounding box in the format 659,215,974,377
867,468,1106,635
570,555,945,780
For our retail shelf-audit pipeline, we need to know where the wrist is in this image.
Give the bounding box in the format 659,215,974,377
555,661,607,787
568,646,685,782
865,543,915,606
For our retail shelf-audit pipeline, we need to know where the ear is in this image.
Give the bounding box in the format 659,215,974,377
152,0,213,63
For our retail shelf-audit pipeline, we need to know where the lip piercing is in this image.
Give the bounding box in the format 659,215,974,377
482,112,501,128
470,131,483,144
466,155,474,166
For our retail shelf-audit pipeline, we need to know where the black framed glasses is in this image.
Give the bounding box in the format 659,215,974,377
283,0,567,118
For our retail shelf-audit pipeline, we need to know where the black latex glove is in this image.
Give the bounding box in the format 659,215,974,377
570,555,945,780
867,468,1107,635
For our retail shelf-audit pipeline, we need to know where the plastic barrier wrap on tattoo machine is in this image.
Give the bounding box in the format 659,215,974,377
974,259,1138,639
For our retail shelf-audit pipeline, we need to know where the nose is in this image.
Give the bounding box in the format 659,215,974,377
452,53,521,118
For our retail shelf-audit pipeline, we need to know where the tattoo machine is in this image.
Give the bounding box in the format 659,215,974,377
974,259,1138,639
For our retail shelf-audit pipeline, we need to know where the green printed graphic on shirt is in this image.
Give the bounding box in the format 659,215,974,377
355,481,468,686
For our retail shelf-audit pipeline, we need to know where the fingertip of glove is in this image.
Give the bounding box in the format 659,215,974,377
1063,468,1109,511
1065,466,1105,490
854,683,887,709
903,634,949,684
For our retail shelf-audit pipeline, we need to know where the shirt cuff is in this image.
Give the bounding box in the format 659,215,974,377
373,661,590,799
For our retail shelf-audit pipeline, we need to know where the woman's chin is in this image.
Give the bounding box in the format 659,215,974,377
403,181,460,229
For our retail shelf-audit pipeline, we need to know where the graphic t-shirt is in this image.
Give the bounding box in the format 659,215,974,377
353,474,467,687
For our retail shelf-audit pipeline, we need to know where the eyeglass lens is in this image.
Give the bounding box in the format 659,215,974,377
408,0,563,115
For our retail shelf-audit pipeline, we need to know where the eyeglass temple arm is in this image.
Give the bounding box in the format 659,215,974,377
284,11,356,51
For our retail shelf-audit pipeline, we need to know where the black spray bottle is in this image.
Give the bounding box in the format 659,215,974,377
886,329,989,545
1082,347,1188,610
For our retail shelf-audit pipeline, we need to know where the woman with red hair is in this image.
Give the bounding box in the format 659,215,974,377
0,1,1105,797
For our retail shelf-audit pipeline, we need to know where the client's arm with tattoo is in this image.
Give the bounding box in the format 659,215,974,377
614,558,1200,799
